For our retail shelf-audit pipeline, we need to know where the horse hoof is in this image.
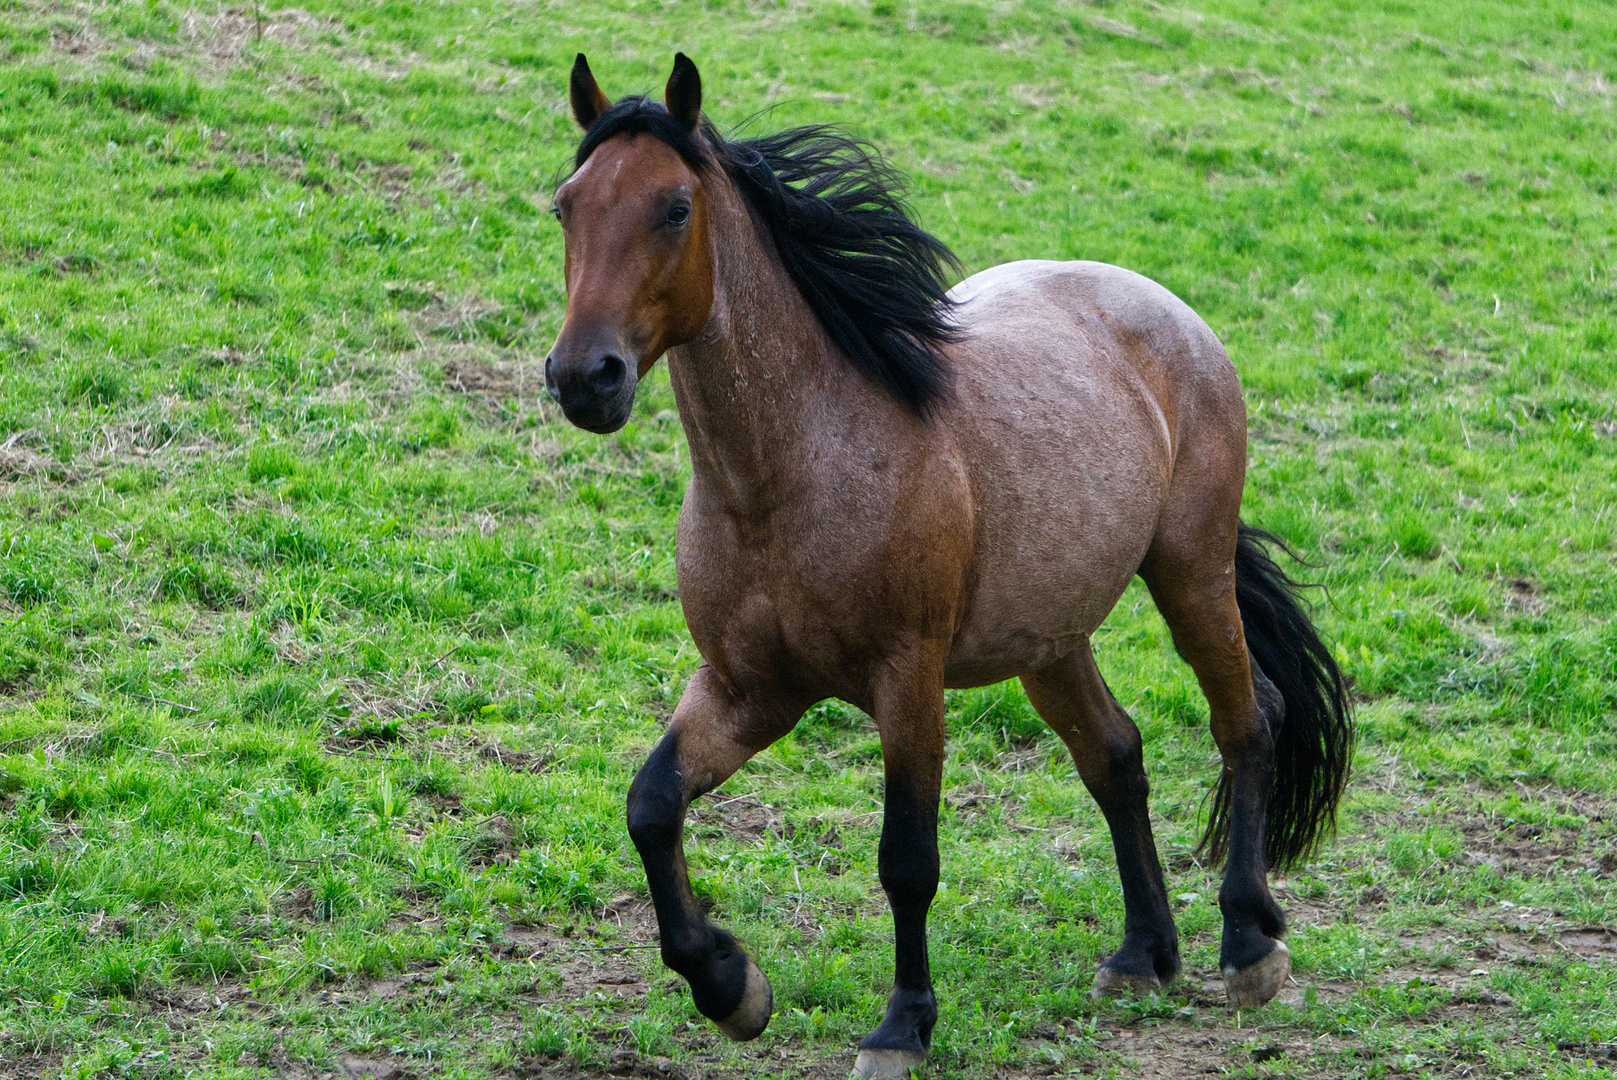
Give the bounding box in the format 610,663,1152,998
713,956,773,1041
1222,940,1290,1008
1090,965,1164,1000
853,1048,927,1079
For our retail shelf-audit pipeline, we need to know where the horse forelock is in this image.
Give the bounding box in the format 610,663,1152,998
574,96,714,173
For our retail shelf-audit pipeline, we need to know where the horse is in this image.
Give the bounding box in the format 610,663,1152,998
544,53,1353,1080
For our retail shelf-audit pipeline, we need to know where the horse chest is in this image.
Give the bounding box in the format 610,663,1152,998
676,477,961,694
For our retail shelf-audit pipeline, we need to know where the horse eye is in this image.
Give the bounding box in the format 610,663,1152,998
550,205,562,220
665,203,691,228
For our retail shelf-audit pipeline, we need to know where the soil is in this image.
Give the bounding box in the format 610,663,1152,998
0,887,1581,1080
688,792,788,844
442,354,545,399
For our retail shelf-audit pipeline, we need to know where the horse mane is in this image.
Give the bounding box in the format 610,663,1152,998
574,98,962,418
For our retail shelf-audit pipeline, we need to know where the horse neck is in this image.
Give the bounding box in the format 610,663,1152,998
667,176,835,512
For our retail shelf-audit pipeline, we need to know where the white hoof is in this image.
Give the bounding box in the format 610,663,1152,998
713,956,773,1041
853,1048,926,1079
1222,939,1290,1008
1090,965,1165,1000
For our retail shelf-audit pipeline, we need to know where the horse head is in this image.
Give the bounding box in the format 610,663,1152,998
545,54,716,433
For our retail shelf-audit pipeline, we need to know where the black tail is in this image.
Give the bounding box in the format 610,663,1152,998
1200,525,1354,871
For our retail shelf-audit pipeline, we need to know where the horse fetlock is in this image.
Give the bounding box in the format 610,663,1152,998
1218,880,1287,941
664,927,771,1038
1222,939,1290,1008
857,989,934,1078
1092,937,1178,999
860,987,936,1058
1259,899,1287,939
1224,900,1287,944
657,924,715,979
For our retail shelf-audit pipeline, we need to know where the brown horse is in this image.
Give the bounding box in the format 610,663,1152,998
546,53,1353,1079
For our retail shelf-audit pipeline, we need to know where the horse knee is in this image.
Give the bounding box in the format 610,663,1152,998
877,843,939,910
627,734,685,854
1217,727,1276,773
1101,716,1145,778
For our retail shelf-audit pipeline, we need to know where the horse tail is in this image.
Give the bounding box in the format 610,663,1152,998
1200,525,1354,870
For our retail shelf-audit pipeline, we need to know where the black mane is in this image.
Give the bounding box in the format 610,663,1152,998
574,97,962,418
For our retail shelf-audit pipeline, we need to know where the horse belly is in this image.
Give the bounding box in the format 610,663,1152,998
942,475,1164,687
940,263,1184,686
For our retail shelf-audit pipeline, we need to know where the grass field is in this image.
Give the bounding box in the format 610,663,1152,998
1,0,1616,1076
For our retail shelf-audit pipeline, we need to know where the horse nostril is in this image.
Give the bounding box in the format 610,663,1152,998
591,354,627,396
543,354,562,403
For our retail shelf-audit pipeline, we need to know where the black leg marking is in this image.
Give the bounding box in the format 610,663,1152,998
1215,686,1286,974
1022,651,1180,997
628,731,771,1037
859,779,939,1056
1213,680,1290,1004
853,772,941,1080
1091,702,1181,990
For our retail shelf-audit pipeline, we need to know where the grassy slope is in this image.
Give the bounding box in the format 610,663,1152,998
1,0,1615,1076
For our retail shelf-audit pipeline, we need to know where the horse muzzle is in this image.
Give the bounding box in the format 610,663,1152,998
545,347,638,434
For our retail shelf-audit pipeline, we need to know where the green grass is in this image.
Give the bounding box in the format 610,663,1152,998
1,0,1615,1077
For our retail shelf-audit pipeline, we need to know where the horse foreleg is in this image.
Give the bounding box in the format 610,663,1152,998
855,666,946,1080
1022,642,1180,996
626,664,802,1041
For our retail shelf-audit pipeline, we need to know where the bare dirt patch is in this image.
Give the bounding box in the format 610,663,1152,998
444,353,544,399
406,731,555,775
337,1051,416,1079
466,911,669,1046
1503,576,1548,616
478,740,551,773
278,883,317,919
947,779,1027,829
688,792,787,844
1457,816,1593,878
0,1050,65,1080
350,159,415,203
0,434,72,483
86,413,217,470
176,7,340,70
1080,1022,1346,1079
1559,926,1617,956
406,293,512,343
41,4,339,69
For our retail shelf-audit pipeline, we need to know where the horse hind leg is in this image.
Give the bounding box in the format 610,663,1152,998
1022,641,1180,996
1139,531,1291,1008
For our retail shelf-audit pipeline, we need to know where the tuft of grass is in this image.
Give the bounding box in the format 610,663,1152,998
64,365,125,407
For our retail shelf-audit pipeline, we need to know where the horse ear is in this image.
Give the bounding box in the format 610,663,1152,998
664,52,702,132
570,53,612,131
